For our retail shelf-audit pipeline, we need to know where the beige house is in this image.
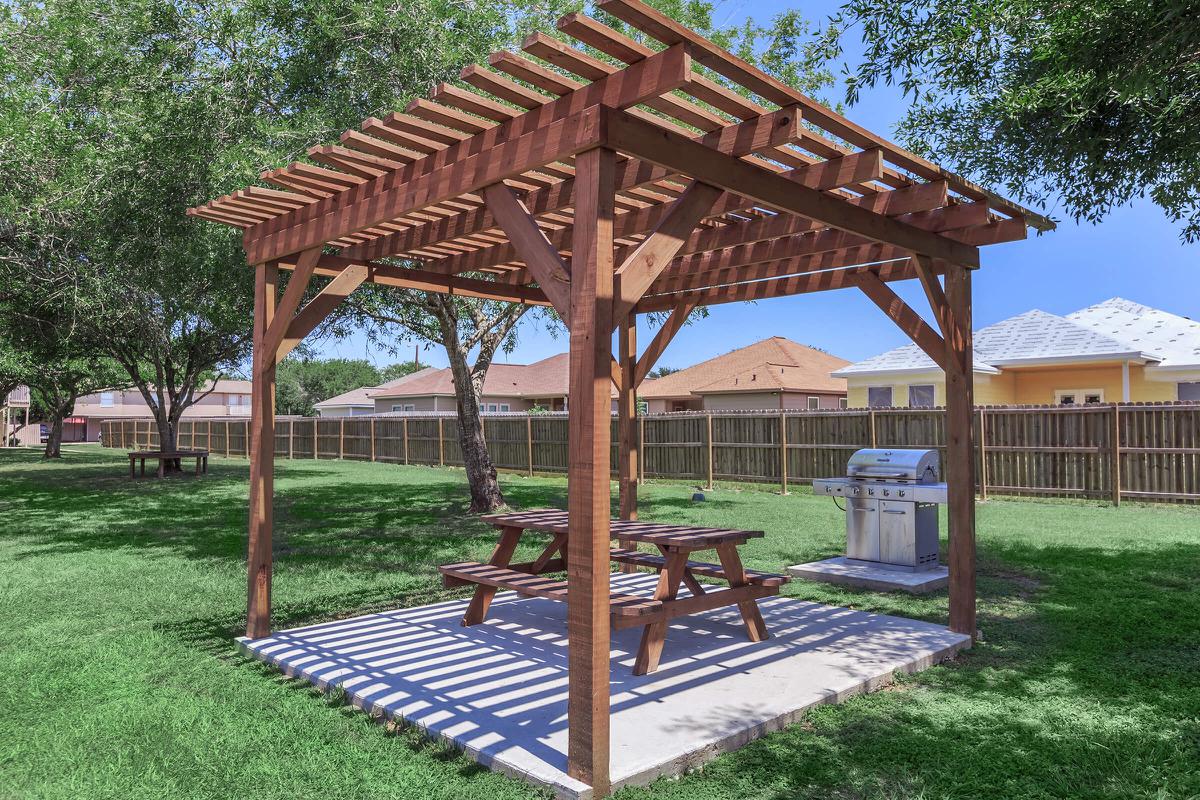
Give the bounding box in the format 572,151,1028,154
72,379,252,441
836,298,1200,408
315,354,617,416
639,337,850,413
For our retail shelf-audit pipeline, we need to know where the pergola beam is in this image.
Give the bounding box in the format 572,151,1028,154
604,108,981,268
636,259,918,312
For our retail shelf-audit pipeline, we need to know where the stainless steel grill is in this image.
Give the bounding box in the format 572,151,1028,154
813,449,948,572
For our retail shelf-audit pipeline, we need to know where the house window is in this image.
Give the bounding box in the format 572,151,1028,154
391,404,415,413
228,394,239,407
839,397,848,409
486,403,498,413
100,392,114,408
1179,382,1200,402
1056,389,1104,406
867,386,893,408
499,404,510,412
807,396,820,410
908,384,935,408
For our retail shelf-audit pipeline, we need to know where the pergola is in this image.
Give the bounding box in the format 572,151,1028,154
190,1,1052,793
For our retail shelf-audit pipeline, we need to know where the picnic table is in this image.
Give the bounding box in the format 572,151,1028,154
128,449,209,479
440,509,789,675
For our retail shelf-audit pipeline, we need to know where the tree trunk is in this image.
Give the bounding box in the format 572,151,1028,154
430,297,506,513
43,415,63,459
154,412,181,473
452,371,504,513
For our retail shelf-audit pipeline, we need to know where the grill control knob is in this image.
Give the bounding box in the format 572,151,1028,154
897,489,906,498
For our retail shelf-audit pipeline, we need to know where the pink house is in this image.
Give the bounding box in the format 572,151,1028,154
70,379,252,442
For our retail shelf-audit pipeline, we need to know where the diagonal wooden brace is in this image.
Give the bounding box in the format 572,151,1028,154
855,267,947,370
484,182,572,325
612,180,722,324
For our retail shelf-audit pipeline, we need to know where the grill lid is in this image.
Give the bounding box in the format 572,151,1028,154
846,448,940,483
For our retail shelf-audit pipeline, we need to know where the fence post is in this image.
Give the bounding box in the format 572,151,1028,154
526,415,534,476
402,417,409,465
978,407,988,500
313,418,318,459
224,421,230,458
437,417,445,466
868,408,877,447
370,418,376,462
779,411,789,495
339,418,345,459
705,412,714,490
638,416,645,482
1111,404,1121,507
288,420,294,459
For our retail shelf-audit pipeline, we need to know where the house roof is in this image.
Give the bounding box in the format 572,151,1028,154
639,337,850,399
206,379,252,394
835,299,1189,377
366,354,616,401
314,370,446,408
1067,298,1200,369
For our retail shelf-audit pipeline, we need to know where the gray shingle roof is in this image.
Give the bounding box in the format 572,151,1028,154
1068,298,1200,368
834,302,1173,377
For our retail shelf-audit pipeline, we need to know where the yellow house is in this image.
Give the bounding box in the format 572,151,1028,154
835,299,1200,407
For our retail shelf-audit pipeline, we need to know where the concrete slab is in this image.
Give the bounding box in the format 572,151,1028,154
240,572,968,799
789,557,950,594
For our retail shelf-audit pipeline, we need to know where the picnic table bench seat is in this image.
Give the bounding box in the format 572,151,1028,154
439,562,663,618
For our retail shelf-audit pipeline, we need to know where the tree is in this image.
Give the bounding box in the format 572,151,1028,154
647,366,681,379
0,0,261,464
276,358,383,416
379,361,426,383
829,0,1200,240
0,285,125,458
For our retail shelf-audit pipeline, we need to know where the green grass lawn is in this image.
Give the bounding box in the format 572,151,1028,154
1,446,1198,800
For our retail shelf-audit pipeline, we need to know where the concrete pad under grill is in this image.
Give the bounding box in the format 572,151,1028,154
239,572,968,799
788,557,950,594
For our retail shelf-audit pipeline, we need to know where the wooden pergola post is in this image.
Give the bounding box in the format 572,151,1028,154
618,314,639,521
246,262,278,640
944,264,976,638
565,146,616,795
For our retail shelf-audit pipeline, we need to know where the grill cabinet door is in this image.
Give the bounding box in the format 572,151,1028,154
879,500,916,566
846,497,879,561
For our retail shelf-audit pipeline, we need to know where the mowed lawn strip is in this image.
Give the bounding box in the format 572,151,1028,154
1,446,1197,800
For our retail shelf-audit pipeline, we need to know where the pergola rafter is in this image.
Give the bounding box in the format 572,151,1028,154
189,3,1052,794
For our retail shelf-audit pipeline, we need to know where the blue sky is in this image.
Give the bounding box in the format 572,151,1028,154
316,0,1199,372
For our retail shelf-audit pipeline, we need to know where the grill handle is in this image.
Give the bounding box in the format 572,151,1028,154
849,470,908,478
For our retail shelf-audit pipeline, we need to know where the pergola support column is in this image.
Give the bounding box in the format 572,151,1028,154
618,314,638,522
246,262,278,639
565,146,615,796
944,263,976,638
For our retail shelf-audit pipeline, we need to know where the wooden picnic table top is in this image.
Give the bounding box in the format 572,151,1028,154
127,449,209,458
481,509,764,549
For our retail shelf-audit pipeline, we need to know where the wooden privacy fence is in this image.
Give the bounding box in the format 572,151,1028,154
101,402,1200,503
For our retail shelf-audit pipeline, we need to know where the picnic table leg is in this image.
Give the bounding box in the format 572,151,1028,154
633,550,688,675
129,458,135,480
157,458,165,479
462,526,524,626
195,456,201,475
140,458,145,477
716,543,769,642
